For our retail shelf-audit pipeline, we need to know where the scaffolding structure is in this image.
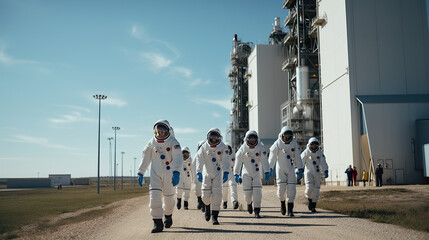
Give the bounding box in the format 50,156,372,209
281,0,322,149
228,34,253,152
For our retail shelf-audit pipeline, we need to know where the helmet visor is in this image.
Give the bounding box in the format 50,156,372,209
154,123,170,140
246,134,258,147
182,150,190,160
281,131,293,143
207,131,221,146
310,142,319,152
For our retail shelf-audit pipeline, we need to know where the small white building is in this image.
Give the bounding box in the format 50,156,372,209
49,174,71,187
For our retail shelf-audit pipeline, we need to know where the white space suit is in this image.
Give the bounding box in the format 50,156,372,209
222,144,238,209
195,128,230,225
138,120,182,232
301,137,328,212
192,140,205,211
234,130,269,218
268,126,303,216
176,147,193,210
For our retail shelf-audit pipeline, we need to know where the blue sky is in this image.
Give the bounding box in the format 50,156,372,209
0,0,287,178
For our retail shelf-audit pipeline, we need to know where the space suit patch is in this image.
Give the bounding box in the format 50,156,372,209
174,145,181,149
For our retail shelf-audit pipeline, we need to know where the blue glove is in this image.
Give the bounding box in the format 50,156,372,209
172,171,180,186
296,168,304,181
197,172,203,183
137,172,143,187
265,172,270,183
235,174,240,183
223,172,229,183
324,170,329,178
270,168,273,177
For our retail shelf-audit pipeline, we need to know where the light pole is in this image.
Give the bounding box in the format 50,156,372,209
133,157,137,186
108,137,113,178
112,126,120,190
121,151,125,190
93,94,107,194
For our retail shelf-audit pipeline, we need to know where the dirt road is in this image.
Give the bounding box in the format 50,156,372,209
22,185,428,240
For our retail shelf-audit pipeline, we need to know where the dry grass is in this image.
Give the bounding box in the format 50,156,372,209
318,188,429,232
0,185,148,239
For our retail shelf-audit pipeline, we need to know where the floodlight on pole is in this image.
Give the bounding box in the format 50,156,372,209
107,137,113,177
93,94,107,195
112,126,120,190
134,157,137,186
121,151,125,190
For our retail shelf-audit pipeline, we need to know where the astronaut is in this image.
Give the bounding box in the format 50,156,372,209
176,147,193,210
195,128,230,225
222,144,239,210
234,130,270,218
268,126,304,217
191,140,206,212
137,119,181,233
301,137,328,213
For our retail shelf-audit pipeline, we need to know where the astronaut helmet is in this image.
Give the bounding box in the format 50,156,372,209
182,147,190,160
307,137,320,153
153,119,170,141
245,130,259,148
225,143,232,154
207,128,222,146
280,126,294,144
197,140,205,151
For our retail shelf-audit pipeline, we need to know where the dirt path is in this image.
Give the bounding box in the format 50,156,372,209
20,185,429,240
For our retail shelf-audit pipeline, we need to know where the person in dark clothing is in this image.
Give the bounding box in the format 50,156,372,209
375,163,383,187
345,165,353,187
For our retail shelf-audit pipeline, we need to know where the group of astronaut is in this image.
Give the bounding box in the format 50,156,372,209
137,119,329,233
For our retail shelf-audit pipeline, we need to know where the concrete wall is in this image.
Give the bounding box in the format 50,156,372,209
7,178,51,188
49,174,71,187
319,0,429,183
248,44,288,145
319,0,354,182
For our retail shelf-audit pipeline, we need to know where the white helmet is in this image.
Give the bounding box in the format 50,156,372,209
307,137,320,152
280,126,294,144
153,119,171,141
182,147,190,160
244,130,259,148
207,128,222,146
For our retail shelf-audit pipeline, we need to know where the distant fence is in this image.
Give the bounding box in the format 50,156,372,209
7,178,51,188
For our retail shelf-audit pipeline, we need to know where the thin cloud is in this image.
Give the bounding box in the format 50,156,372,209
131,24,180,58
212,112,221,118
199,99,231,110
188,78,211,87
104,98,127,107
53,104,91,113
9,134,77,150
174,127,199,134
172,66,192,78
49,111,95,124
117,134,139,138
141,52,172,69
0,157,26,161
0,49,41,65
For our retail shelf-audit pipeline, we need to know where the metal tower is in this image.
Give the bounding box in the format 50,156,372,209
281,0,323,150
228,34,253,152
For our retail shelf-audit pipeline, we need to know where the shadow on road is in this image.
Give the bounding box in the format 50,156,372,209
219,213,348,219
222,222,335,227
167,227,291,234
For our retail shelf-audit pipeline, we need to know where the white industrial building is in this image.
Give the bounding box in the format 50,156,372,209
230,0,429,185
247,44,289,148
318,0,429,184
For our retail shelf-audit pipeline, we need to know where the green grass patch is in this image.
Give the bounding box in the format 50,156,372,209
318,188,429,232
0,185,148,237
